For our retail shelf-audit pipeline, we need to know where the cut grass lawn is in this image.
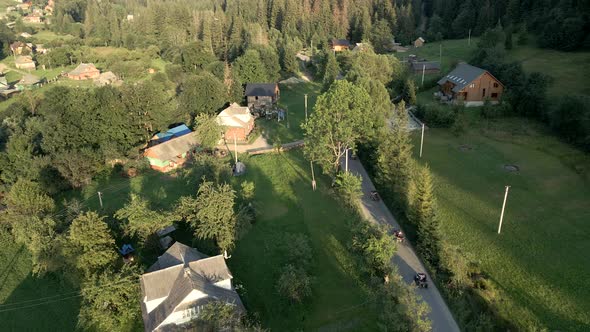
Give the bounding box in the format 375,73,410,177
0,230,79,331
412,116,590,330
258,82,321,145
50,150,376,331
229,151,376,330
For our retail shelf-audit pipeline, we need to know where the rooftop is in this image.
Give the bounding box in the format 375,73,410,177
245,83,278,97
144,131,200,161
437,63,492,93
216,103,253,128
69,63,99,76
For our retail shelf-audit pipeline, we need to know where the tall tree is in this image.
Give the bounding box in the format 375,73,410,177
410,165,441,268
322,50,340,89
115,194,172,245
375,101,413,204
64,211,117,279
78,264,141,331
302,80,373,175
179,72,228,119
233,49,269,83
194,114,223,149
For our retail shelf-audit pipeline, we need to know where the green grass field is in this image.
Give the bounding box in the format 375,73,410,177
229,151,376,330
413,116,590,330
403,37,590,98
258,82,321,145
0,230,79,331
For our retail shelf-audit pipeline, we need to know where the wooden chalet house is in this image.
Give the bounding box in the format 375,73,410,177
437,63,504,106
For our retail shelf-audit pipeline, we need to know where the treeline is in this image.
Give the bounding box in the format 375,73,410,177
51,0,589,56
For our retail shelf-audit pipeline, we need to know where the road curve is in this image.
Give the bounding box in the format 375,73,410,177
345,158,461,332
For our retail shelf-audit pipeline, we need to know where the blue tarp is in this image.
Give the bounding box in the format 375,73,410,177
119,244,135,255
155,124,191,142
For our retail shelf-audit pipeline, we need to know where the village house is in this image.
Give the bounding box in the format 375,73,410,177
414,37,425,48
14,55,35,70
150,124,192,145
329,39,350,52
144,131,200,172
23,14,42,23
436,63,504,106
19,32,32,39
10,41,32,56
67,63,100,80
140,242,244,331
94,71,121,86
410,61,441,74
216,103,255,141
16,74,41,90
35,44,49,54
16,2,31,11
45,0,54,15
245,83,279,109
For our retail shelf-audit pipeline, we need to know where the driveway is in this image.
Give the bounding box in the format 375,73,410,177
345,158,460,332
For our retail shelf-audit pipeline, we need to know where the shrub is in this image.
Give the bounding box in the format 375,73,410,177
416,104,457,128
276,264,312,303
334,172,363,206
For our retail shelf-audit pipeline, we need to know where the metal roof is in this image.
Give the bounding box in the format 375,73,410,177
437,63,488,93
144,132,200,161
245,83,278,97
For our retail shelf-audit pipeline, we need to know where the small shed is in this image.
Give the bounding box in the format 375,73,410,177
410,61,441,74
16,74,41,90
414,37,425,48
151,124,192,144
330,39,350,52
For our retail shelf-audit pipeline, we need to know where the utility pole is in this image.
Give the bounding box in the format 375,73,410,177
345,149,349,173
304,94,308,120
234,134,238,165
286,105,290,128
310,161,316,191
97,191,103,209
439,43,442,64
468,29,472,46
497,186,511,234
421,64,426,86
419,123,425,158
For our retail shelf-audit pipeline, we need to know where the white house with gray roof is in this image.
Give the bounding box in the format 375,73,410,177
140,242,244,331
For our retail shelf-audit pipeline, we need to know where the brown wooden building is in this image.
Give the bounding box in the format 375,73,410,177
245,83,280,109
437,63,504,106
329,39,350,52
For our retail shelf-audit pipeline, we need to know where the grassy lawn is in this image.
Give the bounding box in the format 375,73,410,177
229,151,376,330
0,230,79,331
413,117,590,330
31,30,75,43
507,45,590,97
399,37,590,99
258,82,321,144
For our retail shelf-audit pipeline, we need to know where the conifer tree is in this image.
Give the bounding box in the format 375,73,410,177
322,50,340,90
410,165,441,268
376,101,413,205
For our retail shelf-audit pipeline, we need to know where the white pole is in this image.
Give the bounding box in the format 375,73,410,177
468,29,471,46
234,134,238,165
98,191,103,209
304,94,308,120
345,149,349,173
419,123,425,158
310,161,316,191
421,64,426,87
498,186,511,234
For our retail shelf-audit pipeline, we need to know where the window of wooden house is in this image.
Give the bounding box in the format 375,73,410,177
469,83,475,88
493,83,499,88
491,93,498,98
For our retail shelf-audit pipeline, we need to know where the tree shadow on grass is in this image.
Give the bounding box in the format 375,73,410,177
227,151,376,331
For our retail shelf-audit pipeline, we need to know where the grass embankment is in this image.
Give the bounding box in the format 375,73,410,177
413,116,590,330
258,82,321,145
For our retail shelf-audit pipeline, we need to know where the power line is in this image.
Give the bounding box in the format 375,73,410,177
0,275,140,313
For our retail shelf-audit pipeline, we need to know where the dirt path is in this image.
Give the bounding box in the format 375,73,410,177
344,158,461,332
